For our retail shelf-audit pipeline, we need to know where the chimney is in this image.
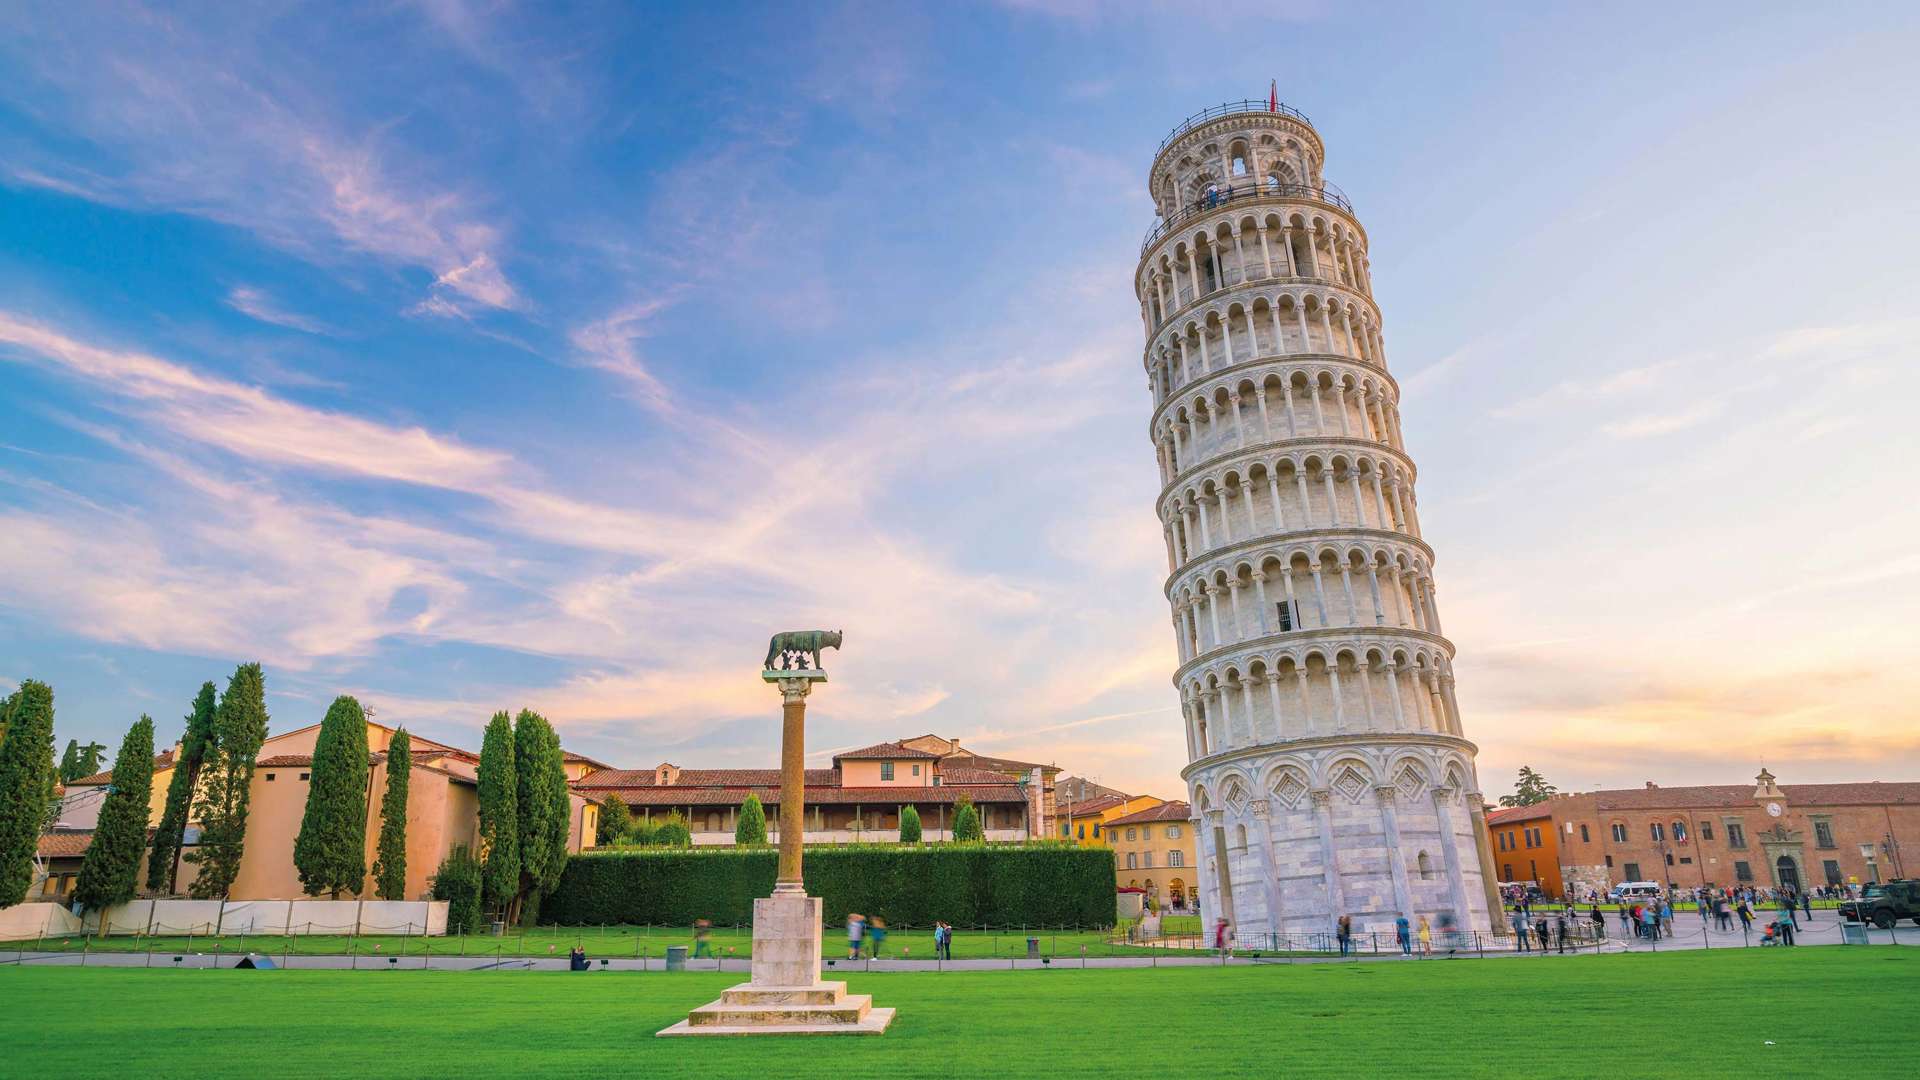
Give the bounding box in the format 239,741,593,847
1644,781,1657,789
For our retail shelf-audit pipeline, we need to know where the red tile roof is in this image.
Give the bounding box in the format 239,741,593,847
1588,782,1920,811
579,784,1027,808
254,752,475,786
833,741,940,761
1105,801,1191,826
575,768,840,789
562,751,613,769
38,831,94,858
67,750,175,787
1063,794,1129,817
1485,804,1554,825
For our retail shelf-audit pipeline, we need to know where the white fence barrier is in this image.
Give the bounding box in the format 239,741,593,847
81,899,450,937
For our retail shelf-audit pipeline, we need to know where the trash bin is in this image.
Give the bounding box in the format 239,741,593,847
1840,922,1869,946
1026,937,1040,960
665,945,688,971
489,920,506,937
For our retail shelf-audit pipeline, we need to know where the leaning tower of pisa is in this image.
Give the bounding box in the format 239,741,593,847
1137,100,1501,937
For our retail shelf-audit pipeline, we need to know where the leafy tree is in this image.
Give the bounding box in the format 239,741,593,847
66,741,106,782
596,794,630,845
0,681,56,907
73,715,156,912
476,711,518,917
1497,766,1558,808
511,710,569,925
0,688,13,748
951,795,982,843
898,804,922,844
653,810,691,848
371,728,411,901
293,696,370,898
58,740,79,783
147,682,217,893
623,816,659,846
735,793,768,846
430,843,484,936
186,663,270,898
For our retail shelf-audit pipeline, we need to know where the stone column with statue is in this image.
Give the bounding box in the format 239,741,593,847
659,630,895,1037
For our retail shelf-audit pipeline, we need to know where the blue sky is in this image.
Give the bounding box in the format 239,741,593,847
4,1,1918,798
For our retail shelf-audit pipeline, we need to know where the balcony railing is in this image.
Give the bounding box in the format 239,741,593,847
1154,100,1317,157
1141,181,1354,255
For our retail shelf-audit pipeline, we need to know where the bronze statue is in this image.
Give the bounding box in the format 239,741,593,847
763,629,843,671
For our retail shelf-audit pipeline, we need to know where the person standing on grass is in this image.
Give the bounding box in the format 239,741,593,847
867,915,888,958
1395,913,1411,956
1535,915,1550,954
1336,913,1352,956
847,912,866,960
1417,914,1432,956
1511,906,1529,952
692,919,713,959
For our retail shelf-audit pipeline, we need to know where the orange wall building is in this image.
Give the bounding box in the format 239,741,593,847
1485,804,1564,898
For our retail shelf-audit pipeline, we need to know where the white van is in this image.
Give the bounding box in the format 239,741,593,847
1610,881,1661,902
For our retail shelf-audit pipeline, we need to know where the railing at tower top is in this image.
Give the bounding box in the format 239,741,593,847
1155,100,1317,156
1140,181,1355,255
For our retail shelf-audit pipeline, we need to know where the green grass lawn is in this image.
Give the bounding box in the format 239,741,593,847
3,921,1209,960
3,948,1913,1078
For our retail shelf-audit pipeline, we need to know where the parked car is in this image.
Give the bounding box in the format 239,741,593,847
1609,881,1661,903
1838,880,1920,929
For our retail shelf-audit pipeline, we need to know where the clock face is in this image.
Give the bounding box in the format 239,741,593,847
1766,802,1783,817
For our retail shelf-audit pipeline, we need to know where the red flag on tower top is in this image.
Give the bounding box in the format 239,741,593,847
1269,80,1279,112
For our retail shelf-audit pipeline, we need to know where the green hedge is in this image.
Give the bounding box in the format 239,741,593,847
545,844,1115,927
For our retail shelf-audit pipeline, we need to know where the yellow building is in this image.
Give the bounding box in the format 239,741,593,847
1102,801,1196,911
1057,793,1166,846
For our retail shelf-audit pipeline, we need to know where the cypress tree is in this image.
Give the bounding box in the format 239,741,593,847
952,795,982,842
73,715,156,912
0,689,14,748
371,728,411,901
735,793,768,845
898,804,922,843
293,696,370,898
147,682,217,893
0,680,55,907
476,711,518,918
511,710,568,924
186,663,270,899
597,794,630,845
58,740,80,783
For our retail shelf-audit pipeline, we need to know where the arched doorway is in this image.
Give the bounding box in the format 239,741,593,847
1775,856,1801,891
1169,877,1187,908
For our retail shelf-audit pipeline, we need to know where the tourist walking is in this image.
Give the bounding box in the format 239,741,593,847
1800,891,1813,922
1619,905,1633,937
1589,904,1605,942
1417,914,1432,956
692,918,713,959
1554,913,1569,953
1778,893,1799,934
1336,914,1352,957
1395,914,1411,956
847,912,866,960
1511,906,1530,952
1736,899,1753,934
867,915,888,958
1640,904,1658,941
1535,916,1551,954
1214,916,1232,957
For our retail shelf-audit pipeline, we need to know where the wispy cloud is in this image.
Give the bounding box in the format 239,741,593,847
1599,399,1724,439
224,286,333,335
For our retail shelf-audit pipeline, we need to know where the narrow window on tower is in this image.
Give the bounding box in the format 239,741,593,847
1275,602,1295,632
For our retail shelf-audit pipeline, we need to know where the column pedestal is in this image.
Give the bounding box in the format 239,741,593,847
659,667,894,1037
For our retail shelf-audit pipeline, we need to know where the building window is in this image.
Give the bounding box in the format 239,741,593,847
1417,851,1433,879
912,764,920,777
1623,862,1641,881
932,775,941,786
265,773,275,781
1823,860,1842,885
1061,823,1070,838
298,772,310,781
1167,825,1181,839
1093,824,1102,838
1126,852,1138,870
1142,827,1154,841
1579,824,1590,843
1665,853,1674,866
1127,827,1138,840
1503,863,1513,881
1235,824,1248,849
1611,823,1628,843
1699,820,1713,841
1814,821,1835,849
1650,823,1664,842
880,762,894,781
1275,602,1295,632
1672,821,1687,843
1169,850,1184,867
1077,824,1085,839
1679,857,1692,865
1143,852,1154,868
1604,855,1613,868
1726,822,1746,849
1734,861,1753,882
